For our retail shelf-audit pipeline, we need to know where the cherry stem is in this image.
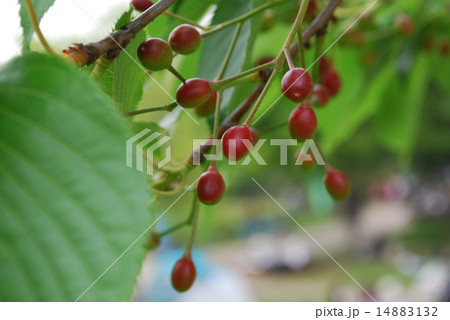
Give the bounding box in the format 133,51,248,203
283,48,296,70
215,23,243,81
210,60,275,91
184,196,200,258
202,0,290,37
24,0,56,55
243,67,279,126
167,65,186,83
163,11,209,31
297,25,306,68
157,192,199,237
283,0,310,50
210,91,222,169
122,101,177,116
312,34,325,82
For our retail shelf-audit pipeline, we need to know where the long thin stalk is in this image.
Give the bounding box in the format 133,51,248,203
184,197,200,258
122,102,177,117
24,0,56,54
210,60,275,90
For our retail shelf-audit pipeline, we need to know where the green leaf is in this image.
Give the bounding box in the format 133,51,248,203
320,52,395,154
198,0,252,81
18,0,55,53
100,9,147,113
374,54,428,162
0,54,151,301
197,0,261,129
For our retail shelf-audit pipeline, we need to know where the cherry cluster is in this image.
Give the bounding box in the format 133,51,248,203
135,0,352,293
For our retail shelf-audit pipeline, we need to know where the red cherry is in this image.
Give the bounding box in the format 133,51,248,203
318,57,333,77
305,0,318,22
281,68,313,102
171,257,196,292
321,69,341,96
221,125,254,161
137,38,173,71
169,24,202,55
441,41,449,57
131,0,153,11
288,103,317,140
311,84,330,107
176,78,212,108
396,13,415,35
194,91,217,117
197,167,226,205
324,169,351,200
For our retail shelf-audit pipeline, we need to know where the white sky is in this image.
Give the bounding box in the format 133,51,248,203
0,0,133,63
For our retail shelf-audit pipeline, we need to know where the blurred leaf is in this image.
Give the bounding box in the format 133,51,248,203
375,54,428,161
18,0,55,53
320,52,395,155
100,8,147,113
0,54,151,301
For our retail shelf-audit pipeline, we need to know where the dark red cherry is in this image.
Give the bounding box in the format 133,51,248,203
321,69,341,96
396,13,415,35
288,103,317,140
137,38,173,71
324,169,351,200
311,84,330,107
176,78,212,108
281,68,313,102
194,91,217,117
171,257,196,292
197,167,226,205
318,56,333,77
221,125,254,161
305,0,318,22
131,0,153,12
169,24,202,55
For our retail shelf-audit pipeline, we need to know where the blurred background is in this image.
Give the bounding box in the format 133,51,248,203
4,0,450,301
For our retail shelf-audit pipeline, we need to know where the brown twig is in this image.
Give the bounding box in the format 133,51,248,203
63,0,178,67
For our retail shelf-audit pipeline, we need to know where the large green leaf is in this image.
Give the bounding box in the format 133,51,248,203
18,0,55,53
0,54,151,301
100,8,147,113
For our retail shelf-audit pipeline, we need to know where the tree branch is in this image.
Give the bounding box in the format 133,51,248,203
63,0,179,67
